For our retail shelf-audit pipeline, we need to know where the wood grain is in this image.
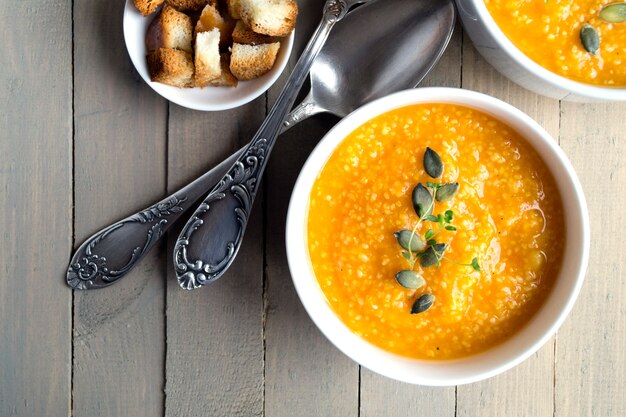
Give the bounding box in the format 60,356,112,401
455,39,560,417
72,0,167,416
263,1,358,416
555,101,626,417
0,1,72,416
164,101,265,417
358,25,463,417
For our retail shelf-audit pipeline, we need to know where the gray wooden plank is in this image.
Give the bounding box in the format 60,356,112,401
555,101,626,417
358,26,462,417
263,1,359,416
455,40,560,417
71,0,167,416
164,101,265,416
0,1,72,415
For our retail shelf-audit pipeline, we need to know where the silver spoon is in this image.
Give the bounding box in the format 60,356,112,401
66,0,455,290
173,0,456,289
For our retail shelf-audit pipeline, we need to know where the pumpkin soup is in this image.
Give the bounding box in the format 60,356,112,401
484,0,626,86
307,103,565,360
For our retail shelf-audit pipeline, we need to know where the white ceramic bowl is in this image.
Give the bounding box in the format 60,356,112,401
456,0,626,102
286,88,590,386
123,0,294,111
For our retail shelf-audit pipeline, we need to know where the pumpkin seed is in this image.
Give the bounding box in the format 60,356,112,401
423,147,443,178
394,230,425,252
435,183,459,202
599,3,626,23
395,270,426,289
420,243,446,268
412,183,433,218
411,293,435,314
580,24,600,55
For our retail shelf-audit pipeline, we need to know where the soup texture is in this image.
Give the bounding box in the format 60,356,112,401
307,104,565,360
484,0,626,86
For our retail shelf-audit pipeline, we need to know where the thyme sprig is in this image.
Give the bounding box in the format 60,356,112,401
393,147,481,314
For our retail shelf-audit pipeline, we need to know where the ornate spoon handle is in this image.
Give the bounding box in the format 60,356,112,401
65,104,322,290
173,0,350,290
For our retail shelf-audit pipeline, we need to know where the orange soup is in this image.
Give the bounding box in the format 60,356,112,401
307,104,565,360
484,0,626,86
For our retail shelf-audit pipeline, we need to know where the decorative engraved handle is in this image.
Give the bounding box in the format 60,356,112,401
283,98,324,130
174,0,350,290
66,152,239,289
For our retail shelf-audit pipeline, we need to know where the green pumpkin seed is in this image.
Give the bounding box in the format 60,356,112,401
394,230,425,252
411,293,435,314
412,183,433,218
420,243,446,268
395,270,426,289
423,147,443,178
435,183,459,202
599,3,626,23
580,24,600,55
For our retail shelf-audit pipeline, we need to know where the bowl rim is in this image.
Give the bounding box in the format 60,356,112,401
122,0,295,111
462,0,626,100
285,87,590,385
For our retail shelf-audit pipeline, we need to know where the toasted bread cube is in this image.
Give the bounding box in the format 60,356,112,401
133,0,165,16
147,48,195,87
232,20,276,45
230,42,280,80
194,29,222,87
146,4,193,53
238,0,297,37
195,4,236,47
167,0,210,11
209,54,238,87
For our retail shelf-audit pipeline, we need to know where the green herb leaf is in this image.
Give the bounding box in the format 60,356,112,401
427,239,437,246
580,24,600,55
424,214,439,223
599,3,626,23
445,225,457,231
444,210,454,222
412,183,433,218
471,257,481,271
395,270,426,289
424,229,435,240
426,181,441,190
420,243,446,268
436,183,460,202
423,147,443,178
411,293,435,314
394,230,426,252
401,251,411,261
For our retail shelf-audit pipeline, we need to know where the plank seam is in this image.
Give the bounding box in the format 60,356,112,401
262,90,269,417
70,0,76,415
357,366,361,417
163,102,170,417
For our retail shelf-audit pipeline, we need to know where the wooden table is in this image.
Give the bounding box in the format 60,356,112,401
1,1,625,415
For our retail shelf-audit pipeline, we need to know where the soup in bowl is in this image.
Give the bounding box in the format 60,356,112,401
457,0,626,101
286,88,589,385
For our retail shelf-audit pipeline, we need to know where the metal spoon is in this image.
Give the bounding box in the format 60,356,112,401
173,0,456,289
66,0,455,290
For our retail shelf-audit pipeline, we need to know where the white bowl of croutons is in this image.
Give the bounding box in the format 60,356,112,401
124,0,296,111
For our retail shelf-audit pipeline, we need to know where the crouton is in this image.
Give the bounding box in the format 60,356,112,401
238,0,297,37
147,48,195,87
194,29,222,87
146,4,193,53
133,0,165,16
231,20,276,45
229,42,280,80
209,54,238,87
167,0,210,11
195,3,235,47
